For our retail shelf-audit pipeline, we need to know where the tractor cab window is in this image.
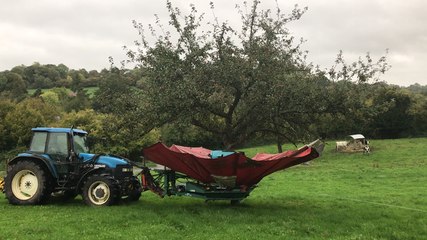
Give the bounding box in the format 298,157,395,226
47,132,69,155
73,134,89,154
30,132,48,153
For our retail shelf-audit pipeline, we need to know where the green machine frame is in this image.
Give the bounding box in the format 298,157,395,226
139,165,256,204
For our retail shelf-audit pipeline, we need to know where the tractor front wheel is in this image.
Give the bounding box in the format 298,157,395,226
125,178,142,202
82,175,119,206
5,160,52,205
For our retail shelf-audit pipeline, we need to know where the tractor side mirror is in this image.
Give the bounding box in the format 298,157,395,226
69,150,77,161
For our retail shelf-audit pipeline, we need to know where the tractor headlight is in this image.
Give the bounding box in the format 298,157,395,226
122,167,133,173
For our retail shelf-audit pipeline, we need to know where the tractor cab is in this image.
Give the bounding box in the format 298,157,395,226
25,128,94,181
29,127,88,162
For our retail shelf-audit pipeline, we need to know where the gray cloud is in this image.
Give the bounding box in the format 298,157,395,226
289,0,427,85
0,0,425,86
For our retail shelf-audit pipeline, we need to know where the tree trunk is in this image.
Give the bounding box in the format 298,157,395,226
276,136,283,153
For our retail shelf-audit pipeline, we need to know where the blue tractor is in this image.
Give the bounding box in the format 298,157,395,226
3,127,141,206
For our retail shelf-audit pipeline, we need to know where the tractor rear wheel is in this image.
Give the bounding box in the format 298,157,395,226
5,160,52,205
82,175,119,206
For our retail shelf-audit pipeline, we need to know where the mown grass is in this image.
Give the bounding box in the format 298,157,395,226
82,87,98,98
27,87,99,98
0,138,426,239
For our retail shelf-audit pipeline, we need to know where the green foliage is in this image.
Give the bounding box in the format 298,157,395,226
326,50,390,83
407,83,427,96
6,98,59,146
1,62,101,90
0,99,16,149
0,71,27,100
160,122,221,148
34,87,92,113
91,114,159,158
82,87,99,98
310,81,426,140
92,68,137,114
54,109,104,132
63,90,92,112
409,92,427,136
0,97,61,151
91,70,159,158
0,146,27,170
370,86,413,138
40,90,61,105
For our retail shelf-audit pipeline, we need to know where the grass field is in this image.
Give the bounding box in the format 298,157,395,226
0,138,426,239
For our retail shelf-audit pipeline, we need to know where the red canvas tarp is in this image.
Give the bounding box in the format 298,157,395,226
143,141,322,187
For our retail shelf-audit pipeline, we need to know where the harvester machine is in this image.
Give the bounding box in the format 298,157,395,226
138,139,324,204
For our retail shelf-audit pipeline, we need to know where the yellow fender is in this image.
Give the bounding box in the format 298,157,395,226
0,177,4,192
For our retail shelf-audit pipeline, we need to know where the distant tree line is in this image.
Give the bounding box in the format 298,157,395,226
1,0,427,162
0,62,149,97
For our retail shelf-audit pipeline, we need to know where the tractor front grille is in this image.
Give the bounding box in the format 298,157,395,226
113,164,133,180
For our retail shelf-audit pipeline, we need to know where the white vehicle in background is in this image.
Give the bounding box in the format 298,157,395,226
336,134,370,153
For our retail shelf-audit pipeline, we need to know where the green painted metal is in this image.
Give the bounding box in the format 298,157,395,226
142,167,255,202
176,182,255,201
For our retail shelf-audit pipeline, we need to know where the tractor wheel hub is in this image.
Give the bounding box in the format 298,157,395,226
94,188,105,198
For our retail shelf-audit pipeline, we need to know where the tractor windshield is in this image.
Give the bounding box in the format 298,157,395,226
73,134,89,154
30,132,48,153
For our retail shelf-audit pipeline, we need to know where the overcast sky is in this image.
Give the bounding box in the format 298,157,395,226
1,0,426,86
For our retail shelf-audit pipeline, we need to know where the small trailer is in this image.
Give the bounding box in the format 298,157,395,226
336,134,370,153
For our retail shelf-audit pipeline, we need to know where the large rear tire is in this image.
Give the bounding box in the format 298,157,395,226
82,175,119,206
5,161,52,205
